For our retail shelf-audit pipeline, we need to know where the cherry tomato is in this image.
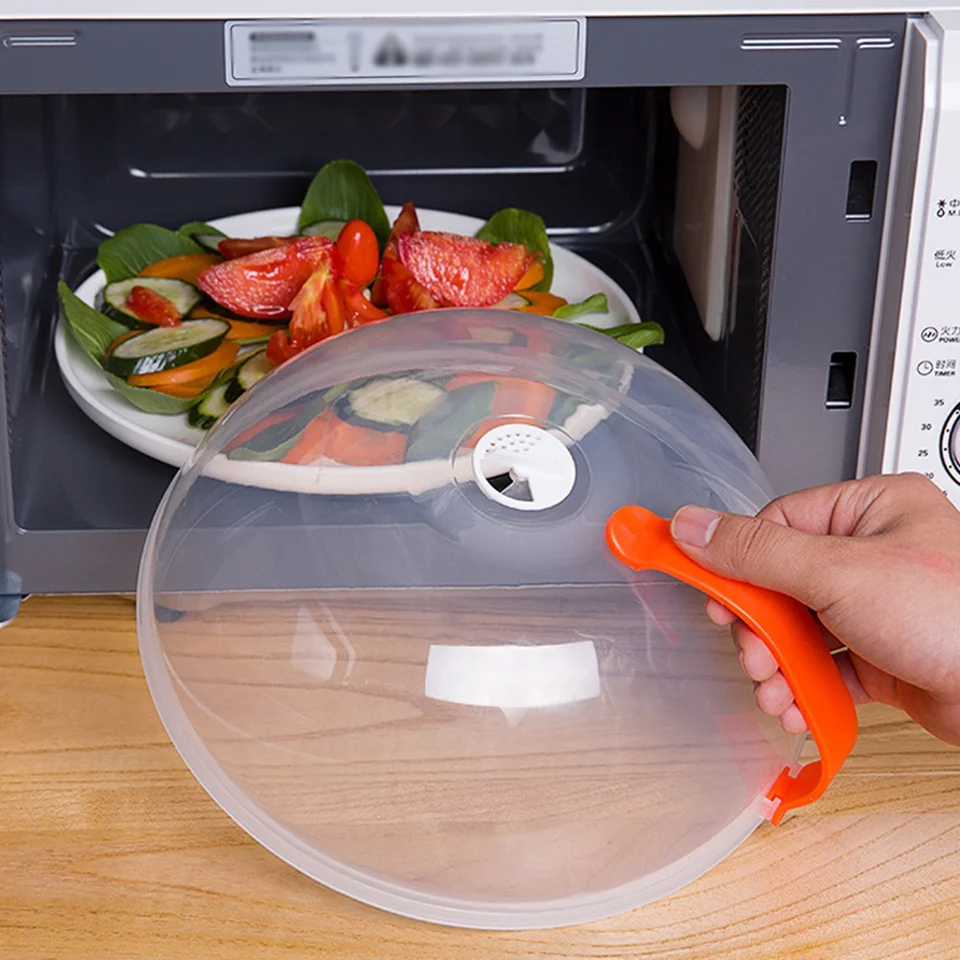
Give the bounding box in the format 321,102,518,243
336,219,380,288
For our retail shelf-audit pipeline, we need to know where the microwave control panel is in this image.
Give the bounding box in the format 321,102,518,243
887,16,960,509
894,236,960,499
895,321,960,495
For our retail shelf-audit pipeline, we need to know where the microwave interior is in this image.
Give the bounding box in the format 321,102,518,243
0,15,907,597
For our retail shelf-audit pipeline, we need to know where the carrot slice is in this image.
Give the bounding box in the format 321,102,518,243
127,340,239,389
189,305,278,340
282,410,408,467
444,374,556,417
225,409,300,452
490,378,556,419
514,290,567,316
150,375,219,398
140,253,223,285
515,257,545,291
107,329,141,352
226,319,282,341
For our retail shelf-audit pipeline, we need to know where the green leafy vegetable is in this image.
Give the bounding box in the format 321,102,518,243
97,224,204,283
298,160,391,248
476,208,553,292
553,293,609,321
178,220,227,242
301,220,347,240
579,321,666,350
58,282,128,365
610,323,666,350
104,372,201,415
59,282,208,414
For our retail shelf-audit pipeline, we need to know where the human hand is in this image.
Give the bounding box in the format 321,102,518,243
669,473,960,745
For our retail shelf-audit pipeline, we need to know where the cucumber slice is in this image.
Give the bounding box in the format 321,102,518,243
301,219,346,240
194,235,226,254
336,377,445,431
188,382,232,430
223,349,272,403
224,377,245,404
220,350,270,394
102,277,201,325
496,292,529,310
405,382,497,463
196,298,286,326
106,318,229,377
237,350,272,392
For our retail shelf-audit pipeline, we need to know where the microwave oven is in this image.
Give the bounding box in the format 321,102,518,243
1,4,959,620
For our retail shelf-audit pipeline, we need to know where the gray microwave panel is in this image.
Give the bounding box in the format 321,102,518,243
0,16,900,93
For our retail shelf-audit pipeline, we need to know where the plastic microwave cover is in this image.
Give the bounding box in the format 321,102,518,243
138,310,794,928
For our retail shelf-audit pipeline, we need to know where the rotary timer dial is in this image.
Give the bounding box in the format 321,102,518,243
941,403,960,485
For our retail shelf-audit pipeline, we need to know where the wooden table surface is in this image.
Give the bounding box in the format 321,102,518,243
2,595,959,960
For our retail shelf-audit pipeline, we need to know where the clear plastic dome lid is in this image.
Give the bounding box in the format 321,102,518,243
138,310,855,929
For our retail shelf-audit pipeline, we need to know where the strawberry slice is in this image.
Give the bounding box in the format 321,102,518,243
397,232,532,308
124,285,181,326
197,236,335,319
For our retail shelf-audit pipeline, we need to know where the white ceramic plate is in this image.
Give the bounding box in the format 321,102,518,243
54,205,640,495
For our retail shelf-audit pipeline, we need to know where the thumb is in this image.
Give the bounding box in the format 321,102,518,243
669,505,848,610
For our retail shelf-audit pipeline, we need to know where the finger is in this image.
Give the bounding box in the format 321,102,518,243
756,473,946,538
754,481,854,535
706,598,737,625
670,506,853,609
753,476,885,537
755,672,796,717
840,650,891,707
732,623,780,682
747,651,873,732
779,704,808,734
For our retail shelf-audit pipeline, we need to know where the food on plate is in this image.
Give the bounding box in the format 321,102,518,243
395,231,532,308
196,236,334,319
139,253,222,284
221,367,617,471
101,277,201,326
59,158,665,438
104,318,230,377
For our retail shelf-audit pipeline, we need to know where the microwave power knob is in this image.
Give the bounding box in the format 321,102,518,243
940,403,960,485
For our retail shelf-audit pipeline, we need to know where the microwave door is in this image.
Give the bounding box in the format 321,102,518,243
861,12,960,510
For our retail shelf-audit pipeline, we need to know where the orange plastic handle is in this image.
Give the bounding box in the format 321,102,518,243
605,505,858,825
